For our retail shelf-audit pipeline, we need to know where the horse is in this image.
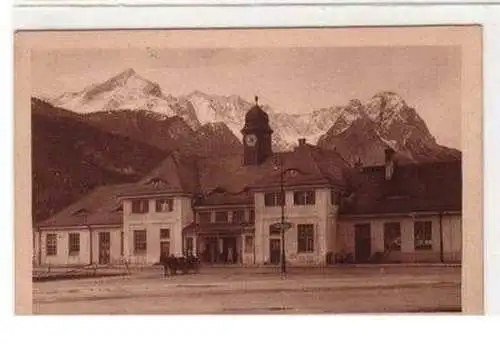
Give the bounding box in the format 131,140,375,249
159,254,201,277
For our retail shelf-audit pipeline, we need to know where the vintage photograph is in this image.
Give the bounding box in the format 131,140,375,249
16,27,481,314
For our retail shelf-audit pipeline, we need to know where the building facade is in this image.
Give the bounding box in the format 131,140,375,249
35,100,462,267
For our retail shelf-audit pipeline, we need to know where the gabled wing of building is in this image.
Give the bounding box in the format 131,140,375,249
37,183,137,227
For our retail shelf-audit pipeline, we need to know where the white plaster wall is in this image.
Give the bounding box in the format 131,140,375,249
123,197,187,265
337,214,462,263
40,230,91,266
254,188,331,265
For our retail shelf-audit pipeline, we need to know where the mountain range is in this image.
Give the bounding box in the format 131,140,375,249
32,68,461,222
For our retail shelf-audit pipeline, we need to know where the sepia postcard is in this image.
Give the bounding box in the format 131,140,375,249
14,27,483,315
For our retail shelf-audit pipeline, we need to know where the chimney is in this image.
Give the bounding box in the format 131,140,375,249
298,138,307,146
384,148,396,180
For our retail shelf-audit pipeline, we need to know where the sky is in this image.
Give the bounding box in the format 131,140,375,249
31,46,462,149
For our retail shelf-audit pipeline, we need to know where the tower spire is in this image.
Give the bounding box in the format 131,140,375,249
254,95,259,106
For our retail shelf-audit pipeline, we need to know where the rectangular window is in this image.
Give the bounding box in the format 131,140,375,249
131,199,149,214
215,211,228,223
294,190,316,205
384,222,401,251
232,210,245,224
155,199,174,212
198,211,211,224
68,233,80,255
160,228,170,239
244,236,254,254
297,224,315,253
46,233,57,256
133,230,147,254
414,221,433,251
264,192,285,207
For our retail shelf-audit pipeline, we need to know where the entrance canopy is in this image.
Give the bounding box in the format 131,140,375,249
183,222,255,236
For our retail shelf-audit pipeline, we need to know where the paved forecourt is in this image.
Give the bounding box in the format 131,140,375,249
33,265,461,314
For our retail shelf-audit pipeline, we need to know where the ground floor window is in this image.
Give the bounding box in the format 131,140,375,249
297,224,314,253
68,232,80,255
134,230,147,254
244,235,254,253
160,228,170,239
384,222,401,251
414,221,433,250
46,233,57,256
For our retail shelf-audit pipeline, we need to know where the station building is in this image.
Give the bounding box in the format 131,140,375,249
34,100,462,267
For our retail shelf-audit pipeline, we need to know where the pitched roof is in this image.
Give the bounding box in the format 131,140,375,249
117,151,199,196
340,160,462,215
38,183,136,227
197,153,275,193
249,143,350,190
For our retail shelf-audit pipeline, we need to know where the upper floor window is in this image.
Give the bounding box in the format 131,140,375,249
198,211,211,224
131,199,149,214
232,210,245,224
215,211,228,223
414,221,433,251
46,233,57,256
156,199,174,212
264,192,284,207
294,190,316,205
68,233,80,255
297,224,315,253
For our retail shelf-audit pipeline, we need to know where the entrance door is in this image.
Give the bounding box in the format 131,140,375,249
160,241,170,258
202,237,218,263
269,238,281,264
98,232,111,265
354,224,372,262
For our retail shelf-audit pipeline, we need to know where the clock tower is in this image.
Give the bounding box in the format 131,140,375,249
241,96,273,165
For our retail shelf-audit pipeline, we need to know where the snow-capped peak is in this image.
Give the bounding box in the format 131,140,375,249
46,69,435,154
50,68,177,117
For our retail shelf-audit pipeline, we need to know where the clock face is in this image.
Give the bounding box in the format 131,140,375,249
245,134,257,147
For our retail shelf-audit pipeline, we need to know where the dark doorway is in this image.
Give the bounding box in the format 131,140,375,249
202,237,218,263
222,237,237,264
98,232,111,265
269,238,281,264
354,224,372,262
160,241,170,258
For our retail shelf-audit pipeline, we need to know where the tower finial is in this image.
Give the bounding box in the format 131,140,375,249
255,95,259,105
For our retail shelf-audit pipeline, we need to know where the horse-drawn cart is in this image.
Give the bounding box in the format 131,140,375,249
158,254,201,277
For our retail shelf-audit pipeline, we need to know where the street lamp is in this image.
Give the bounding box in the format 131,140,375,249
273,155,296,275
279,156,286,274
